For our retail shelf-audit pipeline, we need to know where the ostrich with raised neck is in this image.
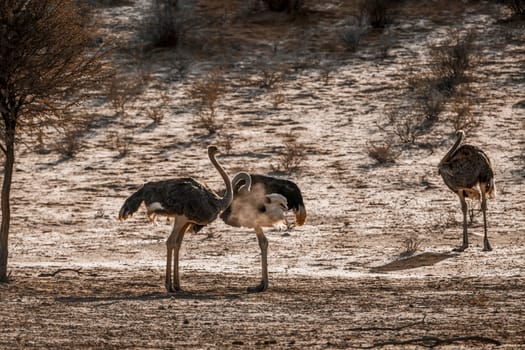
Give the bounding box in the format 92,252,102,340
118,146,240,292
438,130,495,252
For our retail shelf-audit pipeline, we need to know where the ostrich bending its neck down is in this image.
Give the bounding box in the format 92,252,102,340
220,173,307,292
118,146,236,292
438,130,495,252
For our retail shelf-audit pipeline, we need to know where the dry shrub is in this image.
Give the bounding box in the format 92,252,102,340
404,30,479,126
55,126,84,159
106,74,143,116
188,72,226,134
145,91,170,124
378,109,424,144
449,95,478,132
273,132,307,173
216,133,234,155
257,65,285,90
140,0,185,49
109,131,132,157
358,0,392,28
340,24,368,52
367,141,400,164
428,29,479,96
419,87,446,122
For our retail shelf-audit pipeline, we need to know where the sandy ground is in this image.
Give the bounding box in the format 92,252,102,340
1,0,525,348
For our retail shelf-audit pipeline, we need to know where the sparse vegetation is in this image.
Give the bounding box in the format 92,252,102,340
2,1,525,348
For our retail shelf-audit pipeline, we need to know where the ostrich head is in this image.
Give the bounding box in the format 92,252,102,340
208,145,219,157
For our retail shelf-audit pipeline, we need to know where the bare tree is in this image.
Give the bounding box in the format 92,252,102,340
0,0,108,281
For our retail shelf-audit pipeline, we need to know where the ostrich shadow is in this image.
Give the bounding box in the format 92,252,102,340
55,289,244,305
370,251,454,273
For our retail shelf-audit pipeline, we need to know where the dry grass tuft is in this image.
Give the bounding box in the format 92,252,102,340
399,237,421,258
109,131,132,158
448,94,478,132
367,141,400,164
55,126,84,159
145,91,170,125
273,131,307,173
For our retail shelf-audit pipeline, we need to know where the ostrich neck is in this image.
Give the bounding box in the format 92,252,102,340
440,131,464,166
209,152,232,210
232,172,252,193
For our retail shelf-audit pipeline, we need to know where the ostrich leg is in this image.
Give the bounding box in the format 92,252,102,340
248,226,269,293
453,192,469,252
166,218,189,292
481,188,492,251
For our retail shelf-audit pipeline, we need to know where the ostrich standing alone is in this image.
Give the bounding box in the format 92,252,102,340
438,131,495,252
220,173,307,292
118,146,236,292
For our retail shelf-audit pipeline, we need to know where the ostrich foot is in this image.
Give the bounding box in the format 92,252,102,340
483,241,493,252
247,279,268,293
452,245,467,252
165,282,182,293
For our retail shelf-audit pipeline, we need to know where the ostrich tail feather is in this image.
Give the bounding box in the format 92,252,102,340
295,204,307,226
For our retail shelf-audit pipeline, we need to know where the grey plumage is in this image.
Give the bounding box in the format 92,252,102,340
119,178,224,226
438,130,495,252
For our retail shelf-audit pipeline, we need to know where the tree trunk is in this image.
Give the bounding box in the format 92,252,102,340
0,140,14,282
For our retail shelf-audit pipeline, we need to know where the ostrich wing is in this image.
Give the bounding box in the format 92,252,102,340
143,178,222,224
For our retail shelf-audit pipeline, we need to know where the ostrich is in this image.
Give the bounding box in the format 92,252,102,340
118,146,238,292
438,130,495,252
219,173,307,292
